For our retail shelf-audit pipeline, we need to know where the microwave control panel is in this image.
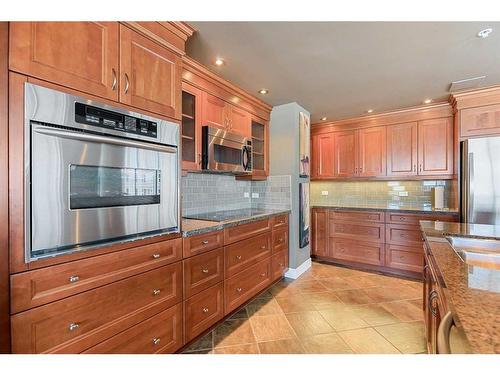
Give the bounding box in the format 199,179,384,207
75,102,157,138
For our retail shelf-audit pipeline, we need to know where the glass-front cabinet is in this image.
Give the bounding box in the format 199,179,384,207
181,82,202,171
249,118,268,179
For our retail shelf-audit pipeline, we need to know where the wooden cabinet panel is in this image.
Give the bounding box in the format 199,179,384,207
224,258,272,314
224,218,272,245
181,82,202,171
329,210,385,223
183,248,224,299
312,209,328,257
272,228,289,254
201,91,229,130
334,130,357,177
83,303,183,354
329,220,385,243
313,133,335,178
460,103,500,138
119,25,181,119
11,263,182,353
385,244,423,273
272,249,288,280
11,238,182,313
387,122,418,176
385,224,423,247
330,238,385,266
183,230,223,258
272,214,289,229
9,22,119,101
418,118,453,176
386,212,458,225
184,282,224,342
224,233,271,278
229,105,251,137
358,126,386,177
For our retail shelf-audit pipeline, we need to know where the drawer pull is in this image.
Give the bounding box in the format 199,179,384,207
202,268,209,274
152,253,161,259
69,275,79,283
201,240,209,245
399,217,406,221
236,287,243,293
261,272,266,277
235,255,242,260
202,307,209,313
279,263,284,267
152,289,161,296
68,322,79,331
278,238,284,243
261,245,267,250
152,338,161,345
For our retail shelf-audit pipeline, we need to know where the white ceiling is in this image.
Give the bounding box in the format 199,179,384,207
186,22,500,122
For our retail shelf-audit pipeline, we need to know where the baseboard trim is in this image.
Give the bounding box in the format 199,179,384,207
284,258,311,279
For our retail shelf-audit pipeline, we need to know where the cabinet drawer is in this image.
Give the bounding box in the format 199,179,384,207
386,224,423,247
272,227,289,254
329,210,385,223
272,250,288,280
224,258,272,314
272,214,289,228
330,239,385,266
329,220,385,243
225,233,271,278
224,219,272,245
11,263,182,354
385,244,423,273
83,303,183,354
183,248,224,299
11,238,182,313
184,282,224,342
386,212,458,225
183,230,223,258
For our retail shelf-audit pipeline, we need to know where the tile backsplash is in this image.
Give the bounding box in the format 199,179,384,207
310,180,457,209
181,173,291,216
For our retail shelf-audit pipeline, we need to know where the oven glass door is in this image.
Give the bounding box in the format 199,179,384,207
29,123,178,261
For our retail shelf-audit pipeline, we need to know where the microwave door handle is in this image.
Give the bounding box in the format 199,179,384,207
242,147,249,171
32,125,177,154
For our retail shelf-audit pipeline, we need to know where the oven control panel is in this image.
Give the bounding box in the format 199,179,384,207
75,102,157,138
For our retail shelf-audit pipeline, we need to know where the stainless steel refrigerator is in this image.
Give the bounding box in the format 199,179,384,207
461,136,500,224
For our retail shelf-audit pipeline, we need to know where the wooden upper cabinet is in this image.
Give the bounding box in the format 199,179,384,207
119,25,182,119
387,122,418,177
418,118,453,176
334,130,357,177
229,105,251,137
313,133,335,178
460,103,500,138
201,91,230,130
9,22,119,101
357,126,386,177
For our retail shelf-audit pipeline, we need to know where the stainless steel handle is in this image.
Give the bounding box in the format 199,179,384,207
201,240,209,245
278,238,284,243
413,164,416,172
419,164,422,172
202,268,209,274
279,263,284,267
152,289,161,296
260,245,266,249
152,253,161,259
355,167,358,174
468,152,475,223
236,287,242,293
261,272,266,277
359,167,362,173
124,73,130,94
69,323,79,331
152,338,161,345
111,68,117,91
69,275,79,283
202,307,209,313
437,311,454,354
235,255,242,260
32,125,177,154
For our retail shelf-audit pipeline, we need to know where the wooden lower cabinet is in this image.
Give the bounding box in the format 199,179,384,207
272,228,288,254
329,220,385,243
329,238,385,266
385,244,423,273
224,218,272,245
386,223,423,247
183,248,224,299
224,233,271,278
272,249,289,280
83,303,183,354
183,230,223,258
312,209,328,257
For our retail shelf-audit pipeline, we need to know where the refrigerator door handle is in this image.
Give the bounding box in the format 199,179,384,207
468,152,475,223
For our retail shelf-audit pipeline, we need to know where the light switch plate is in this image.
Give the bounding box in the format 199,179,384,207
252,193,259,198
244,192,250,198
321,191,329,196
398,191,409,197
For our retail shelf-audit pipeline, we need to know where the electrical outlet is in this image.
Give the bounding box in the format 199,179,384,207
244,192,250,198
321,191,329,196
398,191,409,197
251,192,259,198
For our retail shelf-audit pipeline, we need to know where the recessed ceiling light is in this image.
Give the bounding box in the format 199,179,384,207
367,109,373,113
214,57,225,66
321,117,327,121
258,89,269,95
423,99,432,104
477,28,493,38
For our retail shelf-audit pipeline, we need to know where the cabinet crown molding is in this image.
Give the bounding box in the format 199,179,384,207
449,84,500,110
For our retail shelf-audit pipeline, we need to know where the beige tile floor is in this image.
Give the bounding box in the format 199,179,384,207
181,261,426,354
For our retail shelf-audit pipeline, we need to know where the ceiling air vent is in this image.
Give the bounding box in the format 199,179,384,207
449,76,486,92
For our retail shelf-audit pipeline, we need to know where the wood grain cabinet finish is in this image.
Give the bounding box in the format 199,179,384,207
311,209,329,257
184,282,224,342
329,220,385,243
334,130,357,177
385,224,424,247
224,257,272,314
272,250,289,280
386,212,457,225
357,126,386,177
385,244,423,273
312,133,335,178
11,238,182,313
183,248,224,299
460,103,500,138
272,214,289,228
330,238,385,266
119,25,182,119
386,122,418,176
329,209,385,223
183,230,223,258
229,104,251,137
418,118,453,176
272,228,289,254
201,91,230,130
9,22,119,101
83,303,183,354
224,218,272,245
224,233,271,278
11,263,182,353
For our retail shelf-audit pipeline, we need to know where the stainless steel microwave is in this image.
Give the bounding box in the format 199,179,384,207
24,83,180,262
201,126,252,174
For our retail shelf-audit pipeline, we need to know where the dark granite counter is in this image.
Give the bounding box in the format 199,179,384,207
181,209,291,237
312,204,459,215
420,220,500,353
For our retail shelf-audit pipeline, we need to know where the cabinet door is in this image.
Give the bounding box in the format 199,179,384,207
201,92,229,130
119,25,182,119
358,126,387,177
181,82,202,171
9,22,119,100
315,133,335,178
311,209,328,257
387,122,418,177
229,105,251,137
460,103,500,138
418,118,453,176
250,118,269,178
334,130,357,177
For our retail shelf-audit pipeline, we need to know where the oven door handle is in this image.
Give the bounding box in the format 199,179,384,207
32,125,177,154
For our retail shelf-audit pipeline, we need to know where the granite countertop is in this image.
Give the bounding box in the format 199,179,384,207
181,209,291,237
420,220,500,353
312,203,459,215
